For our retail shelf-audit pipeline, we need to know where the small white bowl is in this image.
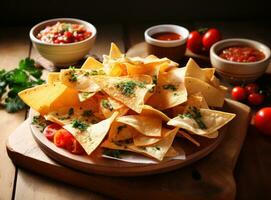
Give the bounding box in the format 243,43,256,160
210,38,271,84
144,24,189,61
30,18,97,67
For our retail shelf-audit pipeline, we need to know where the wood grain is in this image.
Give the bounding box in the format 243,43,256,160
7,99,250,200
12,24,125,200
0,27,30,200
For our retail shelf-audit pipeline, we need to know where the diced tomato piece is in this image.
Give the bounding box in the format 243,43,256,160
66,139,85,155
53,129,74,148
43,123,61,141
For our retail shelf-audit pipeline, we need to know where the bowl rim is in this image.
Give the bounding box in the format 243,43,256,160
144,24,189,47
210,38,271,66
29,18,97,46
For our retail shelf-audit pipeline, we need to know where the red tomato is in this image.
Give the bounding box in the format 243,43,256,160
231,86,247,101
245,83,259,95
43,123,61,141
202,28,221,50
66,139,85,155
254,107,271,135
53,129,74,148
187,31,203,54
248,93,265,105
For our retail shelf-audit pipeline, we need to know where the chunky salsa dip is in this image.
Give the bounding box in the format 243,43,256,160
152,32,181,41
219,46,265,62
36,22,92,44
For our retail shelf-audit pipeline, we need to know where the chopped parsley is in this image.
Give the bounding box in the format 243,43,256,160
103,149,121,158
155,146,160,150
115,80,146,97
32,115,51,132
68,67,77,82
72,119,89,131
178,106,207,129
101,99,113,111
68,108,74,116
162,84,177,91
82,110,92,117
117,125,127,134
84,70,105,76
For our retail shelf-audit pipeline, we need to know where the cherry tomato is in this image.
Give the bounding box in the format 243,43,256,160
245,83,259,95
248,93,265,105
43,123,61,141
231,86,247,101
53,129,74,148
66,139,85,155
202,28,221,50
187,31,203,54
254,107,271,135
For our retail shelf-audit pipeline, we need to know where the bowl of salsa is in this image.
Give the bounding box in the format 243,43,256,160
210,38,271,84
30,18,97,67
144,24,189,61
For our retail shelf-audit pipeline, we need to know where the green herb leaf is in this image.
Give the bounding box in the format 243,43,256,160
102,99,113,111
115,80,146,97
72,119,89,131
178,106,207,129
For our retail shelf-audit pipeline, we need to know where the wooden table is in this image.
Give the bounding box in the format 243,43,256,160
1,21,271,200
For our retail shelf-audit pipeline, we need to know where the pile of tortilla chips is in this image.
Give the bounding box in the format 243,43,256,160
19,43,235,161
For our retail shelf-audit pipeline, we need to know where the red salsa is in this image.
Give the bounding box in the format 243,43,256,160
152,32,181,41
36,22,92,44
219,46,265,62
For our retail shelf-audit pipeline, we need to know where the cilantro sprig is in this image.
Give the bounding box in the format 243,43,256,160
178,106,207,129
0,58,44,113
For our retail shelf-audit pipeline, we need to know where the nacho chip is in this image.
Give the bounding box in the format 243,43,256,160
102,127,178,161
109,42,123,59
117,115,162,137
168,108,235,137
93,75,153,113
133,127,174,147
81,57,103,70
64,111,118,155
128,127,178,161
184,77,226,107
18,82,79,115
78,91,96,102
147,68,187,110
165,146,179,157
47,72,60,84
60,69,103,92
108,122,134,142
141,105,171,121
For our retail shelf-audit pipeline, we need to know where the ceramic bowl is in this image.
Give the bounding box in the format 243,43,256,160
30,18,97,67
144,24,189,61
210,38,271,84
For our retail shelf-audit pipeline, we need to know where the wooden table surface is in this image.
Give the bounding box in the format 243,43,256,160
1,21,271,200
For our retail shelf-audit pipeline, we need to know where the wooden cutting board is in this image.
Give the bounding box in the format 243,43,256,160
6,99,250,200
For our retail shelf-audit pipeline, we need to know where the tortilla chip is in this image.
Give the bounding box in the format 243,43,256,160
81,57,103,70
133,127,175,147
45,98,100,126
184,77,226,107
116,115,162,137
147,68,187,110
102,127,178,161
64,111,118,155
47,72,60,84
93,75,153,113
108,122,134,142
109,42,123,59
165,146,179,157
141,105,171,121
18,82,79,115
168,108,235,137
78,92,96,102
60,69,103,92
171,92,209,117
129,127,178,161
